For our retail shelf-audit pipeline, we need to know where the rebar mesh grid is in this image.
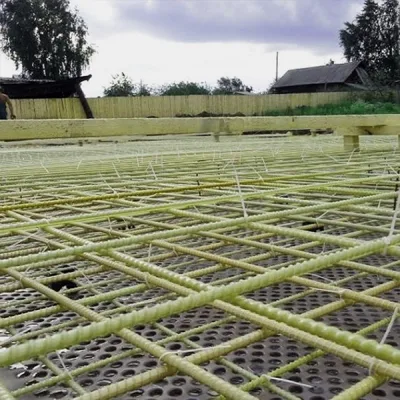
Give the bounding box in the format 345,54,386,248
1,134,400,400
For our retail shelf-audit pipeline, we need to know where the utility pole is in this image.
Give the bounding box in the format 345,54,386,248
275,52,279,82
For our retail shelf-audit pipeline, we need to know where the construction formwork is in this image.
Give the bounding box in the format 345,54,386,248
0,134,400,400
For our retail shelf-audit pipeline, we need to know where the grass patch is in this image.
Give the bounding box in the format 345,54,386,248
262,99,400,116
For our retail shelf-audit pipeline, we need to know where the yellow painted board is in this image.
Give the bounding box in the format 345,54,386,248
0,114,399,141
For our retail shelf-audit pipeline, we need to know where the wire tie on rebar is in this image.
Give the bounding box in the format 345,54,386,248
347,148,356,165
315,210,329,225
251,168,264,182
309,274,336,284
56,350,74,380
385,163,399,177
79,269,92,287
261,374,313,389
234,168,248,219
19,268,30,284
8,235,30,249
222,160,233,171
261,157,268,172
148,162,158,180
383,236,391,256
40,161,49,174
40,246,48,253
380,308,398,345
112,162,121,179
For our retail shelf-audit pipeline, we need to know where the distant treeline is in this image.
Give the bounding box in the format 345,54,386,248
103,74,259,97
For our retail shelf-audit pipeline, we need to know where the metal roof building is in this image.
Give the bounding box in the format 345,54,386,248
0,75,92,99
271,61,373,94
0,75,94,118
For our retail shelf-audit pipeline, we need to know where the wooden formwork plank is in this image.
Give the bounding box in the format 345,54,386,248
0,116,399,150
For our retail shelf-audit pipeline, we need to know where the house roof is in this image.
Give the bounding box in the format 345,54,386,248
0,75,92,99
273,61,362,88
233,91,257,95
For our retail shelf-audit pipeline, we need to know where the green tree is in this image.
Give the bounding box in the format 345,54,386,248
0,0,95,79
159,81,211,96
136,81,152,97
103,73,135,97
265,80,277,94
380,0,400,82
339,0,400,85
213,77,253,95
103,73,152,97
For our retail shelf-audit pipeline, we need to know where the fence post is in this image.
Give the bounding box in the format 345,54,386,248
75,84,94,119
343,135,360,152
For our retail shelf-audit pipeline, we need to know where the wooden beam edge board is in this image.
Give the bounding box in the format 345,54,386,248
0,115,399,141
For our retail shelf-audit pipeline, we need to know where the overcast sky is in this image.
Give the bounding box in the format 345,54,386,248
0,0,364,97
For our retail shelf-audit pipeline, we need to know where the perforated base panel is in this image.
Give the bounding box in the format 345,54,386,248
1,264,399,400
1,136,400,400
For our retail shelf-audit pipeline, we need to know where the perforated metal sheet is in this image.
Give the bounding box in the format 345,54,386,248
1,135,400,400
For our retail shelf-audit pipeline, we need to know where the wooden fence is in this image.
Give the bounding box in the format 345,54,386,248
12,92,352,120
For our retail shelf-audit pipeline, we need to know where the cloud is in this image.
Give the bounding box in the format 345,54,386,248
69,0,117,39
0,0,360,98
80,30,344,97
65,0,362,97
114,0,363,51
